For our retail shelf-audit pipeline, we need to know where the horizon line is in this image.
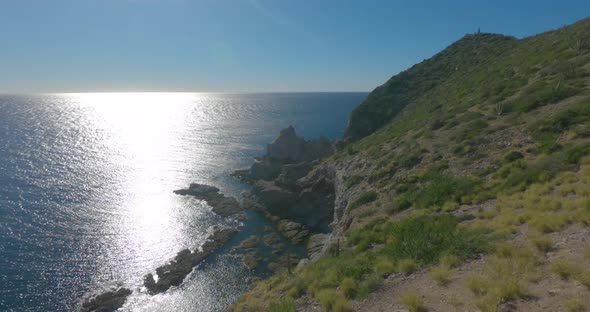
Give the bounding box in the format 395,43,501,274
0,90,370,96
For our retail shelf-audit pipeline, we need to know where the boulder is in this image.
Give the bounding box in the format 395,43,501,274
277,220,310,244
80,286,132,312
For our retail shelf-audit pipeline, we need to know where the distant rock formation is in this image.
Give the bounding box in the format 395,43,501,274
267,126,334,162
233,126,335,183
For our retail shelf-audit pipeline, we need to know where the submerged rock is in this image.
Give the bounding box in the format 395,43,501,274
242,253,261,270
80,286,132,312
262,232,280,246
143,227,238,294
239,235,260,249
174,183,244,217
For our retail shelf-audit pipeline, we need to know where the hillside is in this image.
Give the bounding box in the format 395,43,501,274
232,17,590,312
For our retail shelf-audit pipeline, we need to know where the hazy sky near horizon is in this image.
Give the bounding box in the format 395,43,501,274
0,0,588,93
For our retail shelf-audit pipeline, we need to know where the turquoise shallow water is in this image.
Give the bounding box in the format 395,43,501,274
0,92,366,311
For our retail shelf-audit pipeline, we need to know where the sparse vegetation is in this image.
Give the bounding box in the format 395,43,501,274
529,234,554,253
550,258,579,280
399,290,428,312
564,298,587,312
430,264,451,286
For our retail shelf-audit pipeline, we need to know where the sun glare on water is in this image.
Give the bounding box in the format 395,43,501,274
65,92,207,271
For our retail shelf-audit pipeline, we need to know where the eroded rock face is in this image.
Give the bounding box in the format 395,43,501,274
143,227,238,294
80,286,132,312
307,233,330,261
248,166,336,232
174,183,244,218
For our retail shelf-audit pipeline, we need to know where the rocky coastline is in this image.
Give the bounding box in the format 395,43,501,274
80,125,339,311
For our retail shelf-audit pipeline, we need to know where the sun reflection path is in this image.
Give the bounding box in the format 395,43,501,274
66,92,209,281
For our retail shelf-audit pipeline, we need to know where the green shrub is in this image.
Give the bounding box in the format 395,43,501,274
565,144,590,164
550,258,579,279
530,100,590,152
455,118,489,142
340,278,356,299
398,259,417,274
375,257,396,277
268,298,296,312
382,215,488,265
563,298,586,312
430,264,451,286
508,80,577,112
504,151,524,162
413,172,479,208
529,234,554,253
316,289,352,312
398,153,423,169
399,290,428,312
349,191,379,209
493,153,573,193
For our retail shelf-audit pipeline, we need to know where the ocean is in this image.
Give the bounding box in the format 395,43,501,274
0,92,367,312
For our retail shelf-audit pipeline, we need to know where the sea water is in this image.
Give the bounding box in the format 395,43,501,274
0,92,366,311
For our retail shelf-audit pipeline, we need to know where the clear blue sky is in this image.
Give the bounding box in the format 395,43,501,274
0,0,588,93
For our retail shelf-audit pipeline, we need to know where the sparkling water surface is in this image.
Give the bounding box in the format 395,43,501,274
0,92,366,312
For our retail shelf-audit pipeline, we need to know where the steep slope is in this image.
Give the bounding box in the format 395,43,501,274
346,33,517,139
232,17,590,312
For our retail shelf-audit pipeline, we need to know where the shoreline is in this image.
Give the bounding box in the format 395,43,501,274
80,125,339,312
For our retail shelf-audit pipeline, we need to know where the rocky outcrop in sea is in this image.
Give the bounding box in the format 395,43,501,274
143,227,238,294
174,183,245,219
235,126,337,232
